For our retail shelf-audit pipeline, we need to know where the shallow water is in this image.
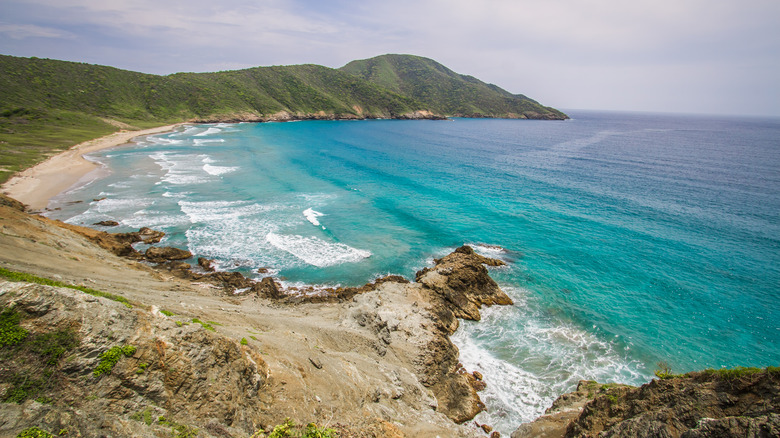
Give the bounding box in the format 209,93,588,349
49,111,780,434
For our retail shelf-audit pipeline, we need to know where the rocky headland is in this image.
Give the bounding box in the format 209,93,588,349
1,192,779,437
0,195,509,437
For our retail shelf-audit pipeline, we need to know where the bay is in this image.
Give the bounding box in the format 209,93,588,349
48,110,780,433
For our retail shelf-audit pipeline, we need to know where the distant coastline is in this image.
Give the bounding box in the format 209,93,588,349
1,124,182,211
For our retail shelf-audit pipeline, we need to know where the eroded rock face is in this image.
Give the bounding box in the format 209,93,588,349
513,372,780,438
411,246,512,424
0,281,269,437
416,245,512,325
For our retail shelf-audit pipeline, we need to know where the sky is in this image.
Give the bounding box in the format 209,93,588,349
1,0,779,116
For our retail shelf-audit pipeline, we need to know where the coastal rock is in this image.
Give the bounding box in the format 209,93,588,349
253,276,284,299
198,257,216,272
0,194,26,211
145,246,193,263
409,246,511,423
0,281,269,437
512,371,780,438
93,220,119,227
416,245,512,325
63,226,166,259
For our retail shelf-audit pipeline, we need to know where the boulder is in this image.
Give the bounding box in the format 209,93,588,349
145,246,193,263
93,220,119,227
198,257,216,272
252,277,284,299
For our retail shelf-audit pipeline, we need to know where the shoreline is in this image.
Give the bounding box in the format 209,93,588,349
1,123,182,211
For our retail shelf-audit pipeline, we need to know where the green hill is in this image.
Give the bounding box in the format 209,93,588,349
0,53,566,183
340,54,567,119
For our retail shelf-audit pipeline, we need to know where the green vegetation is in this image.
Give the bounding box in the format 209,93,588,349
655,362,780,381
136,362,148,374
240,337,249,345
1,307,79,404
703,366,780,381
0,307,28,347
0,54,565,184
0,266,132,307
16,427,55,438
158,416,199,438
253,419,338,438
160,309,175,317
192,318,215,331
93,344,136,377
130,407,154,425
340,54,568,119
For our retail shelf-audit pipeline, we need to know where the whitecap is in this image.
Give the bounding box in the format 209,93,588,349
193,138,225,145
266,232,371,267
194,127,222,137
203,164,238,176
303,208,325,227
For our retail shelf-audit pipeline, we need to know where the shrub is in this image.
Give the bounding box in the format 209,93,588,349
0,308,28,347
16,427,54,438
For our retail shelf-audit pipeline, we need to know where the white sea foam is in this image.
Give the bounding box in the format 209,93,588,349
266,232,371,267
179,200,284,269
150,152,213,185
193,138,225,146
451,286,648,436
303,208,325,227
203,164,238,176
175,126,200,137
179,200,274,223
195,127,222,137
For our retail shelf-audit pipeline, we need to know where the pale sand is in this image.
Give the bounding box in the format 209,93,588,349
1,124,182,211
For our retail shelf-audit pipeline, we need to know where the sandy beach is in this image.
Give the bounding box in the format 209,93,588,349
1,124,182,211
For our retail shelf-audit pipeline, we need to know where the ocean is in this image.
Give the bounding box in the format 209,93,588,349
48,110,780,434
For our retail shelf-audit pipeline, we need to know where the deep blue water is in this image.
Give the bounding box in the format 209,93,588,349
49,111,780,433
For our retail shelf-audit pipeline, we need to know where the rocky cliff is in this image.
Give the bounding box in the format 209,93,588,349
512,370,780,438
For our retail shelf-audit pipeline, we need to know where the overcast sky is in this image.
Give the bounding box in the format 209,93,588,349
2,0,779,116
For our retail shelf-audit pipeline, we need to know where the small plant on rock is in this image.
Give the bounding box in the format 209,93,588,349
93,345,136,377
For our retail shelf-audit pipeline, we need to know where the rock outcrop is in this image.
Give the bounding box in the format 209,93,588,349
512,370,780,438
0,281,269,437
144,246,193,263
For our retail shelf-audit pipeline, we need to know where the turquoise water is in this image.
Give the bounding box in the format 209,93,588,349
49,111,780,433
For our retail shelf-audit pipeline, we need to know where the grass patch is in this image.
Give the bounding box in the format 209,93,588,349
15,427,55,438
0,266,132,308
93,345,136,377
703,366,780,381
253,418,338,438
158,416,199,438
240,337,248,345
191,319,215,332
130,406,155,425
160,310,175,317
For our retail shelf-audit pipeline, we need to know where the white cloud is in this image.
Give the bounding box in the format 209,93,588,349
0,23,76,40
